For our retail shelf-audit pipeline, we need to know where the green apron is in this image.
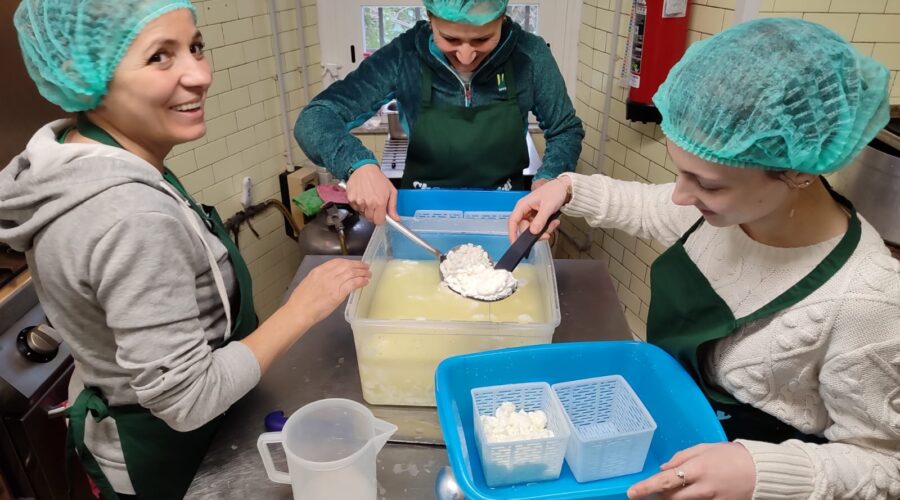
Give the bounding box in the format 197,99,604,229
647,189,860,443
63,114,259,499
401,61,530,190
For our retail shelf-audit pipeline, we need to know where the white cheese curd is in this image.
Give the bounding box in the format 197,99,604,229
439,243,493,276
480,402,554,443
440,244,517,301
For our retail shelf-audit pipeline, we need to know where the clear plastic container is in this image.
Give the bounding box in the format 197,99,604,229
344,217,561,406
551,375,657,483
256,398,397,500
471,382,570,487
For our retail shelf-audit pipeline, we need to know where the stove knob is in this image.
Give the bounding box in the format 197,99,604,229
16,325,60,363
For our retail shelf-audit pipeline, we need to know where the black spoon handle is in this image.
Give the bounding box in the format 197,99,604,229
495,211,561,272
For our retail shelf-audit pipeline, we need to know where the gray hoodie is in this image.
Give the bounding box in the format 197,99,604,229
0,120,260,493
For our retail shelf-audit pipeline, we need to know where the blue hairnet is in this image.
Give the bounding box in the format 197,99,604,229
14,0,197,112
423,0,509,25
653,18,890,175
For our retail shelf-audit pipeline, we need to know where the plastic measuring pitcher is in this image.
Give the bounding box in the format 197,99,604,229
257,398,398,500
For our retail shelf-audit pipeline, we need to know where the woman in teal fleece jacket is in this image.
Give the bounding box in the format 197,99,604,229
295,0,584,224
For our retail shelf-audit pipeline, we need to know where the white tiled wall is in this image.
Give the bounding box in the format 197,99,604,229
559,1,898,340
166,0,321,320
759,0,900,103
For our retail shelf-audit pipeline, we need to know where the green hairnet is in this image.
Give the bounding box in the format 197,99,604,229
423,0,509,25
14,0,197,112
653,18,890,175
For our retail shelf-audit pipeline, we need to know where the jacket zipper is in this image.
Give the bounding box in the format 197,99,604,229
431,31,513,108
433,57,472,107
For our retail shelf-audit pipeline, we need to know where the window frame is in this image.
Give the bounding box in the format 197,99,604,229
316,0,581,99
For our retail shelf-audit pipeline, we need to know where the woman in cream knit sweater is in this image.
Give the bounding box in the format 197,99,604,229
510,18,899,500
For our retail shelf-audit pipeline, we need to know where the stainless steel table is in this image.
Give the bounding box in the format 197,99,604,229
185,256,631,499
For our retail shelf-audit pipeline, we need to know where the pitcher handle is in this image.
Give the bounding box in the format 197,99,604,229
257,432,291,484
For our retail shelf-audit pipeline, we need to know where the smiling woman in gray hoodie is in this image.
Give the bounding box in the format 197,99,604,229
0,1,370,498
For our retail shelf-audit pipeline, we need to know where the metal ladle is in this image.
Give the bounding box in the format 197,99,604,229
353,205,499,300
383,216,514,302
383,214,450,271
384,215,510,302
336,182,456,279
337,182,558,301
374,216,514,302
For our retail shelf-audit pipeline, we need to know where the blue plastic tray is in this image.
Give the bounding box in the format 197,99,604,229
389,231,516,262
391,189,529,262
435,341,726,499
396,189,526,216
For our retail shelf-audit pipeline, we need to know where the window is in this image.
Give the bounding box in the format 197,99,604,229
362,7,426,56
506,5,540,35
361,5,540,56
318,1,581,97
362,7,428,57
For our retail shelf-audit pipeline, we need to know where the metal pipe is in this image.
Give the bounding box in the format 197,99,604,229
378,7,386,49
384,216,444,261
294,0,311,104
600,0,624,158
558,0,624,254
268,0,296,172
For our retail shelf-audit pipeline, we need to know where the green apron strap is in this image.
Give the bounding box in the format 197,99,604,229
162,169,258,341
66,387,120,500
679,217,706,244
161,171,195,211
648,192,862,442
420,66,434,105
737,199,861,326
403,60,529,189
76,113,123,148
74,113,257,341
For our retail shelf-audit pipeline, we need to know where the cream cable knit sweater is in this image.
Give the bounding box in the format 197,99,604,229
560,173,900,500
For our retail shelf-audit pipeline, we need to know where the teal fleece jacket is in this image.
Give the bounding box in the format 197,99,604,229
295,19,584,182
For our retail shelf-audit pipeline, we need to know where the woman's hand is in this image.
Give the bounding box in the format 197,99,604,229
507,176,569,242
243,259,371,374
285,259,371,326
627,443,756,500
346,163,398,224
